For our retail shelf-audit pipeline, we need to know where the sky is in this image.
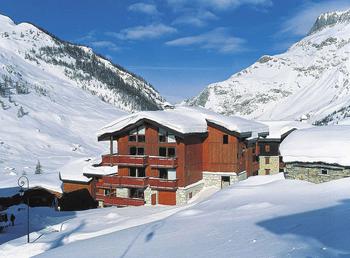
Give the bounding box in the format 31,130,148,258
1,0,350,103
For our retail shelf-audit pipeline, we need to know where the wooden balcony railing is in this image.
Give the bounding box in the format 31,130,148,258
149,156,178,168
101,154,148,166
96,176,149,188
96,194,144,206
101,154,178,168
149,178,178,190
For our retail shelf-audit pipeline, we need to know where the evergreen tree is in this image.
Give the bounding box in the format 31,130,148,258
35,160,42,174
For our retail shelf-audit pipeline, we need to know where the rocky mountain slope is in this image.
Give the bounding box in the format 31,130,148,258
187,9,350,125
0,14,165,193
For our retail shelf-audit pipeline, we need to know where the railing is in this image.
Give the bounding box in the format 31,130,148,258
96,176,149,188
96,194,144,206
101,154,148,166
149,156,178,168
149,178,178,189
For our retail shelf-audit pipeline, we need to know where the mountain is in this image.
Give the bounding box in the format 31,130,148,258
186,9,350,125
0,14,165,193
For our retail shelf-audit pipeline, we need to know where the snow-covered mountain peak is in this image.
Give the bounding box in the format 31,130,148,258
187,9,350,125
308,9,350,35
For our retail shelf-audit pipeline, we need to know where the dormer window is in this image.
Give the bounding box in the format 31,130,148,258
129,126,145,142
159,128,176,143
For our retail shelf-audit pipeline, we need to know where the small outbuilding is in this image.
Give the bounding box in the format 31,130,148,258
280,125,350,183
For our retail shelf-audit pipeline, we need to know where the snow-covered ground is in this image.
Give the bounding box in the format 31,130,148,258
1,174,350,258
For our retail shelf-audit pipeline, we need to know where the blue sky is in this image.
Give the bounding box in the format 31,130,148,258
1,0,350,103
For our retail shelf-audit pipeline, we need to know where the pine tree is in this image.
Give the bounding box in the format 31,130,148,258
35,160,42,174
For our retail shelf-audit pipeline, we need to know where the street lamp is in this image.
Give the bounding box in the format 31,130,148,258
18,175,30,243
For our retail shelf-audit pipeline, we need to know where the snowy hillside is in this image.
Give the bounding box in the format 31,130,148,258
2,174,350,257
0,14,165,112
0,14,172,193
187,9,350,125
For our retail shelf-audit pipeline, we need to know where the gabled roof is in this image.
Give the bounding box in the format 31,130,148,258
280,125,350,167
97,106,269,140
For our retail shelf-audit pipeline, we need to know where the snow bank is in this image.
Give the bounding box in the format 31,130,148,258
98,106,268,138
280,125,350,166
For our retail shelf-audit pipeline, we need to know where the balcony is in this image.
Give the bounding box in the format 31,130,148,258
149,156,178,168
101,154,148,167
149,177,178,190
96,176,149,188
96,194,144,207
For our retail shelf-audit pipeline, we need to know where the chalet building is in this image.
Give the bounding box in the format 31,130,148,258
61,107,269,207
258,121,312,175
280,125,350,183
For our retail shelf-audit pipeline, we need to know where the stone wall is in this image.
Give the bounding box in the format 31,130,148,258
176,181,204,205
144,186,158,205
202,172,239,188
258,156,280,175
116,187,129,198
285,163,350,183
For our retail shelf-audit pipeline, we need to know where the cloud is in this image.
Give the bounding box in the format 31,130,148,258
108,23,177,40
166,28,246,53
90,41,120,51
167,0,272,10
128,2,160,15
172,10,218,27
280,0,350,36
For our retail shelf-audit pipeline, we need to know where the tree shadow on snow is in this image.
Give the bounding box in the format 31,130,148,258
257,199,350,257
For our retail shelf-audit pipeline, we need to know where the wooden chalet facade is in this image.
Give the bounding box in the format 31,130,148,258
62,107,269,207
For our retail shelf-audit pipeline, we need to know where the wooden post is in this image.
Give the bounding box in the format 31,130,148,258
110,136,113,155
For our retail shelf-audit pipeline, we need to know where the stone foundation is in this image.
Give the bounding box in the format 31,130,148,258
202,171,241,188
258,156,280,175
285,163,350,183
176,181,204,205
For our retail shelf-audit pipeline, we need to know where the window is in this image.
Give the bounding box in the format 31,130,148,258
168,147,176,157
129,188,144,199
265,144,270,153
223,135,228,144
159,168,168,179
137,147,144,155
104,189,111,196
129,126,145,142
158,168,176,180
189,192,193,199
129,147,144,155
321,169,328,175
159,147,176,157
265,169,270,175
129,167,136,177
129,146,137,155
129,167,146,177
265,157,270,164
158,128,176,143
159,147,167,157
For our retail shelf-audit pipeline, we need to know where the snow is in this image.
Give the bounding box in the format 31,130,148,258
280,125,350,166
2,174,350,257
98,106,268,138
259,120,313,139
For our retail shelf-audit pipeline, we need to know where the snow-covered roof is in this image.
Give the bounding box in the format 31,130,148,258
98,106,268,139
259,120,313,140
59,158,117,183
280,125,350,166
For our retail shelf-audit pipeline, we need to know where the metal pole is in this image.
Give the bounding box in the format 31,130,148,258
18,175,30,243
27,195,29,243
